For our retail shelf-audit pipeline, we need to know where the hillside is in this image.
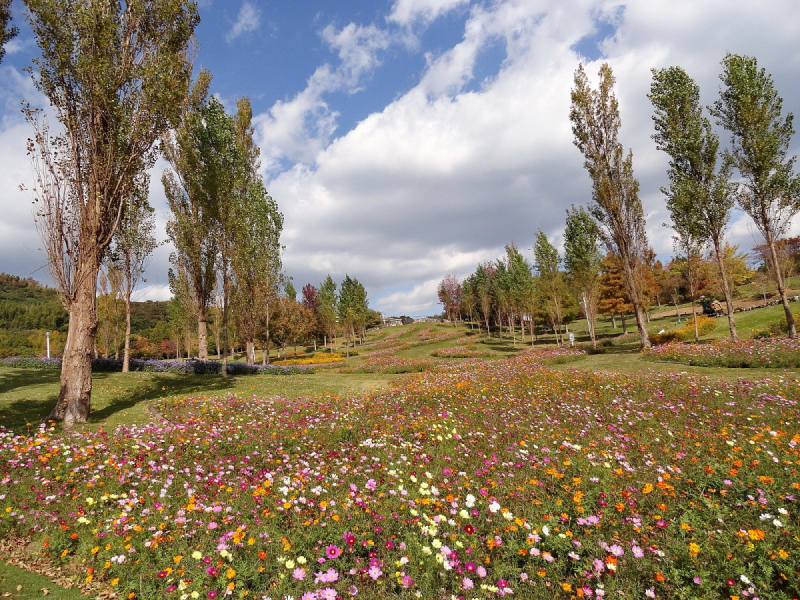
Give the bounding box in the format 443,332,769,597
0,273,169,358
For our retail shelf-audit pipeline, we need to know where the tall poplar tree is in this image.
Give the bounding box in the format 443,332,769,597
26,0,198,424
533,231,567,345
711,53,800,337
318,276,338,348
650,66,739,340
570,63,652,348
110,174,159,372
563,206,602,348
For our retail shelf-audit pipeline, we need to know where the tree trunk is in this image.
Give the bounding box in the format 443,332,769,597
122,292,132,373
197,309,209,360
48,257,100,424
767,237,796,337
712,239,738,341
621,314,628,334
611,314,617,329
691,302,699,342
246,341,255,365
221,264,230,378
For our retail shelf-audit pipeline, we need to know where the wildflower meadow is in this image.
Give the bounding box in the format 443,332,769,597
1,351,798,600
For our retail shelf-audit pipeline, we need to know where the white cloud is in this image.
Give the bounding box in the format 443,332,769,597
388,0,470,26
253,23,390,171
226,1,261,43
261,0,800,316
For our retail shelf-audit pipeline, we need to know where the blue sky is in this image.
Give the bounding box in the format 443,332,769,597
1,0,800,317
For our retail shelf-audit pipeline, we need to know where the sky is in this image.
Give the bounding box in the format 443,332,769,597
1,0,800,318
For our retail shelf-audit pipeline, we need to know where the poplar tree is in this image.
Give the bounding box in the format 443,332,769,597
0,0,17,64
533,231,567,344
318,276,338,348
570,63,652,348
650,66,739,340
711,53,800,337
230,98,283,366
164,73,217,360
110,174,159,372
563,205,602,348
26,0,198,424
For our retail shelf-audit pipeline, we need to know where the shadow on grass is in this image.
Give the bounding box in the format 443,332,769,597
87,372,239,424
0,369,60,431
0,368,241,431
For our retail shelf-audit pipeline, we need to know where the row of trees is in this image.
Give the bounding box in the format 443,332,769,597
163,70,283,370
566,54,799,348
441,237,756,347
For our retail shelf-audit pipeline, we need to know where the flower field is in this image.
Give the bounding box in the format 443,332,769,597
643,338,800,369
1,355,799,599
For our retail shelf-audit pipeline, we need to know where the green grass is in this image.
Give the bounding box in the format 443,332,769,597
0,367,399,434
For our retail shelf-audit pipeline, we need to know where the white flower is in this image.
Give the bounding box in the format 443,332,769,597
773,519,783,528
542,525,550,536
465,494,476,508
488,501,500,513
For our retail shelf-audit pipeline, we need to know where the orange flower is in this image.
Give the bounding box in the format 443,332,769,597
655,572,666,582
748,529,765,541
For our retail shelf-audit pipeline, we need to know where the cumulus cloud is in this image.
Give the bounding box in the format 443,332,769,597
226,1,261,43
2,1,800,317
263,0,800,316
253,23,390,171
388,0,470,26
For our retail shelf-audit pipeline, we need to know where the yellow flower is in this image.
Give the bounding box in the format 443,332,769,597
689,542,700,557
778,549,789,559
173,555,183,564
226,567,236,579
642,483,654,494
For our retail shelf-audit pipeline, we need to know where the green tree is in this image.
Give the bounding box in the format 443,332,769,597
650,66,739,340
110,174,159,371
533,231,568,344
318,275,338,348
570,63,651,348
711,53,800,337
338,275,368,355
25,0,198,424
284,281,297,302
503,243,535,344
0,0,18,65
563,206,602,348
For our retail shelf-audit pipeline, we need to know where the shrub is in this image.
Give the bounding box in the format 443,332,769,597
651,315,717,345
0,357,313,375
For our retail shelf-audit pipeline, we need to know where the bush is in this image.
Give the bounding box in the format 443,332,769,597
0,357,313,375
651,315,717,345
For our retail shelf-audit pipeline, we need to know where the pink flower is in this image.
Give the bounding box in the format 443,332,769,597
368,565,383,580
477,565,487,578
366,478,377,491
401,575,414,588
319,589,337,600
462,577,474,590
293,567,306,580
325,544,342,559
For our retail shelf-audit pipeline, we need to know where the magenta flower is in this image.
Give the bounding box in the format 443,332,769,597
326,544,342,559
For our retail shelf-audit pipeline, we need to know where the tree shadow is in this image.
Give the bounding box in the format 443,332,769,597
87,373,239,423
0,369,61,432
